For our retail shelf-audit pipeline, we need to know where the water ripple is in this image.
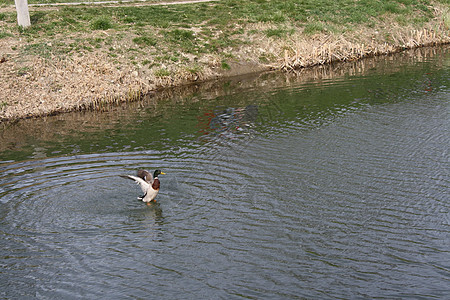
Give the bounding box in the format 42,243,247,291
1,48,450,299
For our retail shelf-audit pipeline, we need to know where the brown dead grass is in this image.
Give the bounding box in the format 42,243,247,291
0,3,449,122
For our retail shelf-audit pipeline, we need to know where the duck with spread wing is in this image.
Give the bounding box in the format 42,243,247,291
121,169,166,203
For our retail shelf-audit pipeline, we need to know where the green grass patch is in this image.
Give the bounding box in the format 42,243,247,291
265,27,294,38
22,41,74,58
91,17,113,30
164,29,199,53
166,29,195,41
7,0,440,39
0,31,13,39
17,66,32,76
221,60,231,70
132,35,157,47
444,10,450,29
303,22,327,35
2,0,444,65
186,65,202,74
154,68,171,77
10,0,440,32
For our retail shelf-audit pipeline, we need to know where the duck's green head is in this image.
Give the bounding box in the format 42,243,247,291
154,170,166,178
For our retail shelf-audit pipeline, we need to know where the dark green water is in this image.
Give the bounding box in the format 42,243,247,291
1,46,449,299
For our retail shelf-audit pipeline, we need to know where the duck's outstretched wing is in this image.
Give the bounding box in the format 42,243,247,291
137,169,154,183
120,175,149,193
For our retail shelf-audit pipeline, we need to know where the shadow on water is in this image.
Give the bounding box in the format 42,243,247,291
0,45,449,299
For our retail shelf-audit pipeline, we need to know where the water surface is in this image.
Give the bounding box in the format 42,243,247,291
1,46,449,299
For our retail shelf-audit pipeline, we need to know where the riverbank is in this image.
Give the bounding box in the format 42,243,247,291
0,0,449,122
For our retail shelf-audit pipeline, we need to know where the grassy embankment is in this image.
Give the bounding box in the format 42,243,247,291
0,0,449,121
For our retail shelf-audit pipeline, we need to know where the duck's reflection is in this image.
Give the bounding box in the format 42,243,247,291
123,202,165,240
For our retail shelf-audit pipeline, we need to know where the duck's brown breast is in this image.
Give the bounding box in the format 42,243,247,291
152,178,160,190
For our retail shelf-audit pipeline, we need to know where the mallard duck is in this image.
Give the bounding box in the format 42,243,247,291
121,169,166,203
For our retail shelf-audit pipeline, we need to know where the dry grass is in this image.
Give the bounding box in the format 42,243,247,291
276,11,450,70
0,1,449,122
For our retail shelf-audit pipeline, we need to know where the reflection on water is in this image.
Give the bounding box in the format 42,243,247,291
0,46,449,299
1,46,447,159
198,105,258,138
